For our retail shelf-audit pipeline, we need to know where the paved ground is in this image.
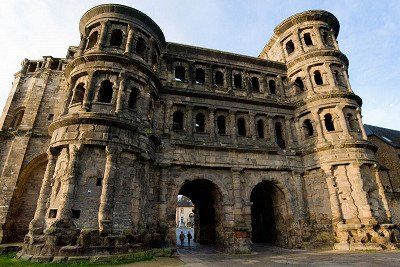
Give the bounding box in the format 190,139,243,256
124,244,400,266
175,227,195,248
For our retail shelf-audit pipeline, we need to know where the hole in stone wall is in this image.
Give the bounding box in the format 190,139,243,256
303,119,314,137
233,74,242,88
176,195,195,247
136,37,147,59
251,77,260,92
322,31,334,47
294,77,304,92
49,209,57,218
50,60,59,70
217,115,226,135
11,109,25,130
71,83,85,105
275,122,286,149
269,80,276,95
195,68,205,84
314,70,323,85
128,87,140,109
285,40,295,54
237,117,246,137
97,80,113,103
47,114,54,121
110,29,123,47
195,113,206,133
304,33,313,46
172,110,184,131
28,62,37,72
257,119,265,138
214,71,224,87
175,66,186,82
72,209,81,219
86,31,98,49
96,178,103,186
324,113,335,132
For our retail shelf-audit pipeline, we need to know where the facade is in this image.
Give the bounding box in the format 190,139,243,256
0,4,398,260
365,124,400,224
176,196,194,227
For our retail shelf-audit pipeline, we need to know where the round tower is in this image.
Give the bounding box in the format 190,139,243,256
23,4,166,258
261,10,397,250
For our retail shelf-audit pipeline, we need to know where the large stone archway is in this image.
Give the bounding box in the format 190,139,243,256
250,180,289,246
178,179,223,247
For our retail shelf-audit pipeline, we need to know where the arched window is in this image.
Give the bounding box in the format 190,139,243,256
195,113,205,133
256,119,264,138
86,31,98,49
195,68,205,84
172,110,184,131
136,37,147,59
302,119,314,137
11,108,25,130
128,87,140,109
175,66,185,82
97,80,113,103
71,83,85,105
217,115,226,135
294,77,304,92
237,118,246,137
314,70,323,85
322,31,334,47
268,80,276,94
334,70,344,86
286,40,295,54
233,74,242,88
214,71,224,86
251,77,260,92
275,122,286,149
346,113,359,131
304,33,313,46
324,113,335,132
110,29,123,47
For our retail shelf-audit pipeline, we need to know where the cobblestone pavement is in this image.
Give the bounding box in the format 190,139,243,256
124,245,400,266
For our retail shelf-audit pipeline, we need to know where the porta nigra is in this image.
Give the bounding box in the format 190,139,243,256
0,4,398,261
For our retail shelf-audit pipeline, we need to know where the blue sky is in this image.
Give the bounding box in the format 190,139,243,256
0,0,399,129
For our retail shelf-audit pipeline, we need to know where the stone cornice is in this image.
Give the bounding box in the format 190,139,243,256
287,50,349,70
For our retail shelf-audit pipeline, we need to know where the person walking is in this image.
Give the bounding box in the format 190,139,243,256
187,231,192,247
179,231,185,247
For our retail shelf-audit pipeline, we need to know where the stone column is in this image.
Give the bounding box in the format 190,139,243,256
313,26,324,49
63,79,76,115
356,108,368,140
249,112,255,140
293,28,304,52
305,66,315,95
231,168,244,224
268,116,275,144
164,100,173,133
115,74,126,114
344,69,354,93
209,108,215,136
82,72,95,111
77,31,88,56
321,166,342,224
292,171,307,223
229,110,237,143
348,163,374,225
29,148,59,234
158,168,169,222
98,145,122,233
324,63,336,87
372,164,392,222
311,110,326,142
285,117,293,147
294,118,303,142
336,105,352,139
57,144,83,220
98,21,109,50
124,24,134,54
186,106,193,133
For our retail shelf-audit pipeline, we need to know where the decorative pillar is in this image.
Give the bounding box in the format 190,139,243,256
305,66,315,95
229,110,237,143
209,108,215,136
231,168,244,224
292,28,304,52
63,79,76,115
321,166,342,224
98,21,109,50
98,145,122,233
248,112,255,140
77,31,88,56
267,116,275,144
324,63,336,87
124,24,134,54
313,26,324,49
115,74,126,114
311,110,326,142
292,171,307,223
164,100,173,133
372,164,392,222
82,72,95,111
336,105,352,139
285,117,293,147
186,106,193,133
57,144,83,220
356,108,368,140
29,148,58,234
344,69,354,93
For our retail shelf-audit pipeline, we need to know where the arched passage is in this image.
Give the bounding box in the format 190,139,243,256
178,179,223,246
3,154,47,242
250,180,287,245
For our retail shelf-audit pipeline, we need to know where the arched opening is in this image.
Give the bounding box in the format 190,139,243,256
237,117,246,137
216,115,226,135
314,70,323,85
324,113,335,132
2,155,47,242
285,40,295,54
71,83,85,105
214,71,224,87
256,119,265,138
294,77,304,92
346,113,359,131
110,29,123,47
172,110,184,131
97,80,113,103
251,77,260,92
268,80,276,94
195,68,205,84
334,70,344,86
86,31,98,49
302,119,314,138
178,179,223,246
11,108,25,130
250,181,286,245
233,74,242,88
176,195,195,247
275,122,286,149
322,31,334,47
303,33,313,46
175,66,185,82
136,37,147,59
195,113,206,133
128,87,140,110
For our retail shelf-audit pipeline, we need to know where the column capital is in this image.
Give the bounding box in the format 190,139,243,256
231,167,243,174
106,145,123,156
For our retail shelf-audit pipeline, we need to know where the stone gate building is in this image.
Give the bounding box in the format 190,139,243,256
0,4,398,260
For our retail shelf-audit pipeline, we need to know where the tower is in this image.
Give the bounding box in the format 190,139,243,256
23,4,166,257
260,10,396,250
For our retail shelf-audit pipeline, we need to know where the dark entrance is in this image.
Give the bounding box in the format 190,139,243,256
250,181,279,244
178,179,222,245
